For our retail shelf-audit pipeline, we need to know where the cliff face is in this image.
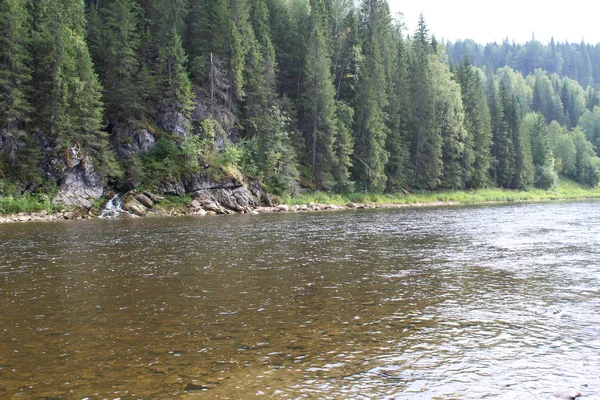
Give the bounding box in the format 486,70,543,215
36,94,251,213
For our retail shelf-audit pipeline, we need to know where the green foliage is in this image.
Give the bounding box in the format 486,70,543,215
101,0,143,121
141,138,185,182
3,0,600,204
578,106,600,155
0,192,59,214
0,0,32,167
534,165,559,190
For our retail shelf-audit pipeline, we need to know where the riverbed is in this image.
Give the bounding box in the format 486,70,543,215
1,201,599,398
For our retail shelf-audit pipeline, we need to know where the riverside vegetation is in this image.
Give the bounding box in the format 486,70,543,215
2,0,600,219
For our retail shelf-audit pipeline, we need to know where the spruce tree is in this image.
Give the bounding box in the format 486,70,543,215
102,0,143,122
409,15,442,189
353,0,392,192
0,0,33,166
299,0,337,189
31,0,118,178
385,29,411,191
456,59,492,188
489,80,515,187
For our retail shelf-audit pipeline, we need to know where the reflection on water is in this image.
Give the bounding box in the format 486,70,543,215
1,202,600,398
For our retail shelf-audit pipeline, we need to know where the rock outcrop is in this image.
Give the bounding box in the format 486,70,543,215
188,176,259,214
157,101,187,138
112,123,156,159
51,146,103,210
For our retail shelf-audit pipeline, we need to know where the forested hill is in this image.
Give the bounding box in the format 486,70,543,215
1,0,600,210
446,39,600,88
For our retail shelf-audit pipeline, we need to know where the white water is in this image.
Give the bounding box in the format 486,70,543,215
100,194,126,218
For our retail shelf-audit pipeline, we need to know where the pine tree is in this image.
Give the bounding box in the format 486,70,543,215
503,85,533,189
186,0,231,83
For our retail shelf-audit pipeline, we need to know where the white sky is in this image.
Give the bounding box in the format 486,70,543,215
387,0,600,44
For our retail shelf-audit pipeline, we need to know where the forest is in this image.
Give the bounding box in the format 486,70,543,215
2,0,600,207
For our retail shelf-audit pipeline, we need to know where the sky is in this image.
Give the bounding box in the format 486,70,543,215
387,0,600,45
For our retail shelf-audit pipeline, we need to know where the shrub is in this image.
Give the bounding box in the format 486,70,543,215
534,166,559,190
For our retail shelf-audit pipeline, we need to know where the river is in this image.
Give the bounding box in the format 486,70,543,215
1,201,599,399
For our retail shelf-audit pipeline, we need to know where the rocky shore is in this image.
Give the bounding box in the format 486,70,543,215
0,194,461,224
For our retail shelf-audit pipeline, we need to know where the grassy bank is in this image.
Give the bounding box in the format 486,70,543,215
2,178,600,217
0,193,63,215
283,178,600,207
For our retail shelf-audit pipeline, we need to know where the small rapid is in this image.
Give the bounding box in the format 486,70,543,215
99,194,128,218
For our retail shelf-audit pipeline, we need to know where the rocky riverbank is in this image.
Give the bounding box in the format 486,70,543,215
0,197,462,224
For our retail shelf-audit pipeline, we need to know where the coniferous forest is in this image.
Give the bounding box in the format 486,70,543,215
2,0,600,209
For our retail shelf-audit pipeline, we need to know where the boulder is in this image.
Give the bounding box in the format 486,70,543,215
347,202,358,209
124,199,147,217
277,204,289,212
144,192,165,203
135,193,154,208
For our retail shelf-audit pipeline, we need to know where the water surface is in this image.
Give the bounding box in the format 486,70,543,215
1,202,599,399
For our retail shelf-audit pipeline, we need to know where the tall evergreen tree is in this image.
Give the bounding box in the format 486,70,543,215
102,0,143,122
385,29,411,191
300,0,337,189
31,0,117,177
0,0,33,166
352,0,392,192
351,0,392,192
489,80,515,187
456,59,492,188
409,15,441,189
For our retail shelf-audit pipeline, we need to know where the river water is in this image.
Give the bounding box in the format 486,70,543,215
1,202,599,399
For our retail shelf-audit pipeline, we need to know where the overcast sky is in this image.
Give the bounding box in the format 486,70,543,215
387,0,600,44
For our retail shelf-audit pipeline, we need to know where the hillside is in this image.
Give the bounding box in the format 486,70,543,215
1,0,600,212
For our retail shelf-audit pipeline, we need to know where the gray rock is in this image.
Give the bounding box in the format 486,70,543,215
112,124,157,159
190,200,202,210
124,200,147,217
157,101,187,138
52,147,103,210
135,193,154,208
277,205,289,212
134,130,156,152
347,202,358,208
161,181,186,195
144,192,165,203
184,175,240,193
